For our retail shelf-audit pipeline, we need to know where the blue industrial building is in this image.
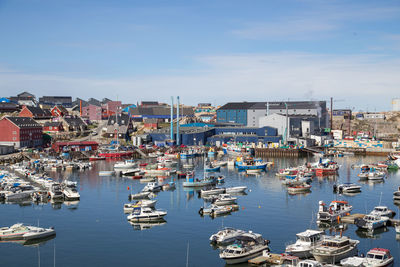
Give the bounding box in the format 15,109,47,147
148,126,281,146
216,102,255,126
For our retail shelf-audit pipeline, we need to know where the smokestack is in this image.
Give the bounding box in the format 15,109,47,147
177,96,180,146
170,96,174,141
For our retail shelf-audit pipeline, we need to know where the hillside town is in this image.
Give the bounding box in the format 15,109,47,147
1,92,400,157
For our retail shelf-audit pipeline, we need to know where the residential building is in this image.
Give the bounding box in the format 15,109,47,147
62,116,87,132
39,96,72,108
19,106,52,120
0,102,19,113
82,104,103,121
106,113,134,140
102,101,122,118
0,117,43,148
43,121,64,133
9,92,37,107
143,118,158,130
51,105,69,117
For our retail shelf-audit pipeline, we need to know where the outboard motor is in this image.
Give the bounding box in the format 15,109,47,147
333,184,337,192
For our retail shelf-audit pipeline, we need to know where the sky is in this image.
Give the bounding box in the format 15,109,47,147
0,0,399,111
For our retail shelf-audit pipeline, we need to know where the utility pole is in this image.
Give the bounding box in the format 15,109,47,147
177,96,180,146
285,102,288,145
330,97,333,136
170,96,174,141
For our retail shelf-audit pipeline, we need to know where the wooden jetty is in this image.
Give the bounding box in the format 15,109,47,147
248,253,283,265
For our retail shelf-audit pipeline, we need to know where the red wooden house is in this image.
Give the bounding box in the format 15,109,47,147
0,117,43,148
51,105,68,117
19,106,52,120
43,121,64,132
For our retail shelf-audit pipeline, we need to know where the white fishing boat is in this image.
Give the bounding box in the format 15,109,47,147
121,168,141,176
363,248,394,267
142,182,162,192
225,186,247,193
311,235,359,264
368,171,385,181
209,227,247,245
63,187,80,200
369,206,396,218
355,214,389,231
123,200,157,213
114,160,136,170
317,200,352,224
285,229,324,258
333,183,361,193
287,184,312,194
127,207,167,222
219,231,270,264
213,194,237,206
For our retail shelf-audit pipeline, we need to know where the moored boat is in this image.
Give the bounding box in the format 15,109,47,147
363,248,394,267
127,207,167,222
219,231,270,264
311,235,359,264
285,229,324,259
209,227,246,245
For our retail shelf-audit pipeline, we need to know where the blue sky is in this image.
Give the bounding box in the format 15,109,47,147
0,0,399,110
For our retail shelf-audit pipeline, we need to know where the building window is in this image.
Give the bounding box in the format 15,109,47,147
13,137,16,141
12,131,16,135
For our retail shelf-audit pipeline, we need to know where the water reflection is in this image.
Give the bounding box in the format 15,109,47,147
129,220,167,231
355,227,389,239
0,235,56,247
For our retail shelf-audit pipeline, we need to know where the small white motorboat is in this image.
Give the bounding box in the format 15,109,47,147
246,169,262,174
129,191,151,200
213,194,237,206
287,184,312,194
209,227,246,245
123,200,157,213
225,186,247,194
127,207,167,222
333,183,361,193
63,187,80,200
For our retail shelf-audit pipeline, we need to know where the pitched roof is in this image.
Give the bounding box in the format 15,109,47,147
24,106,51,117
218,102,258,110
63,116,86,126
129,106,194,116
6,116,41,128
53,105,68,114
107,113,131,126
44,121,63,127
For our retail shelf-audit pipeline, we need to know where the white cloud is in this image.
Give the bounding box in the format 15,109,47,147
1,52,399,110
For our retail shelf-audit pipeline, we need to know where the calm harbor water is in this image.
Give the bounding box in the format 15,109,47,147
1,155,400,266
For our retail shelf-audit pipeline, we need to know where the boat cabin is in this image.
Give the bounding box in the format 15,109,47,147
366,248,392,261
296,230,323,244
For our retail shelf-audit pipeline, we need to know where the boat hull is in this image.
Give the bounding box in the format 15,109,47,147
220,245,269,264
313,246,358,264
